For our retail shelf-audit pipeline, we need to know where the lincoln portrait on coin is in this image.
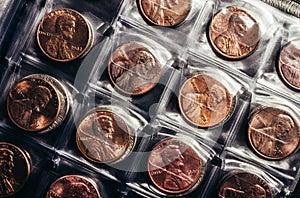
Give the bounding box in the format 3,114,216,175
45,13,77,60
0,148,16,195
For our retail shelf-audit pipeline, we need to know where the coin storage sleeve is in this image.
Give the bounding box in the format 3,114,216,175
1,0,300,197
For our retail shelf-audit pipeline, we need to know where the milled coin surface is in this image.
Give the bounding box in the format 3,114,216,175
209,6,260,59
138,0,191,27
179,74,233,128
46,175,100,198
37,8,92,62
0,142,31,198
148,138,205,194
248,106,300,160
108,41,161,95
278,39,300,90
7,76,60,132
76,108,134,164
218,171,273,198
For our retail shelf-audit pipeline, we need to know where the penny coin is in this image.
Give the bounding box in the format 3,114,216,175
248,106,300,160
0,142,31,198
178,74,233,128
148,138,205,194
108,41,161,95
76,107,135,164
7,75,61,132
209,6,260,59
278,39,300,90
46,175,100,198
138,0,191,27
37,8,92,62
218,171,273,198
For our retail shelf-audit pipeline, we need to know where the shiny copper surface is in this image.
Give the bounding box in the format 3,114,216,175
278,39,300,90
46,175,100,198
108,41,161,95
0,142,31,198
37,8,92,62
76,108,134,164
179,74,233,127
218,171,273,198
148,138,205,194
7,76,60,132
248,106,300,160
138,0,191,27
209,6,260,59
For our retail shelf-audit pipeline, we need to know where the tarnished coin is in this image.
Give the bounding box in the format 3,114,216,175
0,142,31,198
76,107,135,164
37,8,92,62
138,0,191,27
148,138,205,194
178,74,233,128
7,75,61,132
248,106,300,160
209,6,260,59
46,175,101,198
108,41,161,95
218,171,273,198
278,39,300,90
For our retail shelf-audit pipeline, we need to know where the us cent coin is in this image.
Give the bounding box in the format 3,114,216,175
209,6,260,59
46,175,100,198
138,0,191,27
248,106,300,160
218,171,273,198
37,8,92,62
0,142,31,198
278,39,300,90
108,41,161,95
148,138,206,195
179,74,233,128
76,107,135,164
7,75,61,132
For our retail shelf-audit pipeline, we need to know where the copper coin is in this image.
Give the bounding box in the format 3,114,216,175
278,39,300,90
7,75,61,132
178,74,233,128
208,6,260,59
138,0,191,27
0,142,31,198
108,41,161,95
46,175,101,198
37,8,92,62
76,107,135,164
148,138,205,194
248,106,300,160
218,171,273,198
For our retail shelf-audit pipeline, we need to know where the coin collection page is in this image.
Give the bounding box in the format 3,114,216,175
0,0,300,197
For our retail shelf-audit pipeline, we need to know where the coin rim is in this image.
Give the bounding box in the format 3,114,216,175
36,8,92,62
248,106,300,160
208,6,261,60
107,41,162,95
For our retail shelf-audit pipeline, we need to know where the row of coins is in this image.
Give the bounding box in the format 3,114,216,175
6,73,300,160
0,140,274,197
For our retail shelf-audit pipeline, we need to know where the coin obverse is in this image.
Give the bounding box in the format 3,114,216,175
37,8,92,62
138,0,192,27
46,175,101,198
248,106,300,160
108,41,161,95
179,74,233,128
218,171,273,198
278,39,300,90
148,138,206,194
0,142,31,198
209,6,260,59
76,107,135,164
